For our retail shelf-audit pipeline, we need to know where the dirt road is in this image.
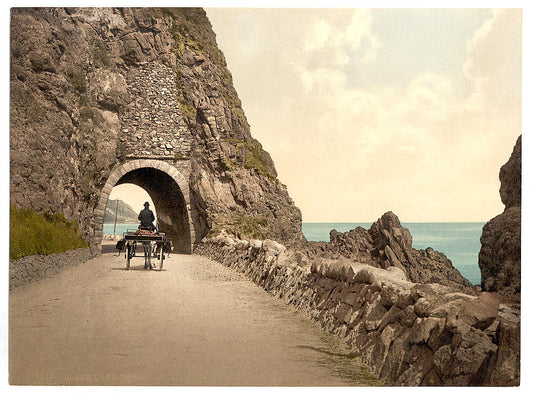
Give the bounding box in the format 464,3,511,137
9,245,380,386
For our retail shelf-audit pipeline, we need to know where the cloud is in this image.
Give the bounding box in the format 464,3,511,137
346,10,373,49
277,9,522,221
463,9,522,115
303,9,380,68
207,8,521,222
305,19,331,51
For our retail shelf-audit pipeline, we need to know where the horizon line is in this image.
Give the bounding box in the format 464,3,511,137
302,220,488,224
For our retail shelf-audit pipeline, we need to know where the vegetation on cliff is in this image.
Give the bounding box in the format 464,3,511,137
208,212,269,240
162,7,249,132
10,205,88,260
222,137,277,179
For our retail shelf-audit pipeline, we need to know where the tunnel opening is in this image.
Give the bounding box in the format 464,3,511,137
94,160,196,255
114,167,192,253
103,184,156,235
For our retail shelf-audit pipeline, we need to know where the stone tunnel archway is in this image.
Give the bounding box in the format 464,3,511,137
94,160,196,254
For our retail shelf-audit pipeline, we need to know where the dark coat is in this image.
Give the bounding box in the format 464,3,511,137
138,208,155,227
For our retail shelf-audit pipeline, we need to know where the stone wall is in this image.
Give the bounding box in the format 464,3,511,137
196,232,520,386
10,248,92,291
120,62,192,158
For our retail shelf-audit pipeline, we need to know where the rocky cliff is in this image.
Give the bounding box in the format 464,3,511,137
10,7,303,253
302,212,474,293
479,135,521,299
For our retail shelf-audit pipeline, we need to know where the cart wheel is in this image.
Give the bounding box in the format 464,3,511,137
126,243,131,270
158,244,164,271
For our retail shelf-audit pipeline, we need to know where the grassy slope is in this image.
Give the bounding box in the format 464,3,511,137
10,205,88,260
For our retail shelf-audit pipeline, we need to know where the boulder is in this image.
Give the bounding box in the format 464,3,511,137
446,327,498,385
458,292,500,330
484,319,520,385
500,135,521,209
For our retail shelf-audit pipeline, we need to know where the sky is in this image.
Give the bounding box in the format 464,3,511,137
204,7,522,222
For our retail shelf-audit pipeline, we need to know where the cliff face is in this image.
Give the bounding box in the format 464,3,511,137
479,135,521,299
499,135,522,209
10,7,303,250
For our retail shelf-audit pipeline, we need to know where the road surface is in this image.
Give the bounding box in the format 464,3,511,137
9,244,380,386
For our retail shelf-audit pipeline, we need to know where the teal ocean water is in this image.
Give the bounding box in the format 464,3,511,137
105,222,483,284
103,223,138,236
302,222,484,285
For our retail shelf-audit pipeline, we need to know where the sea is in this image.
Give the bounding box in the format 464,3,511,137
302,222,483,285
103,223,138,236
104,222,483,285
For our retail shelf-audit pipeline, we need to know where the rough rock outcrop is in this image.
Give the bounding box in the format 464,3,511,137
303,211,474,292
196,231,520,386
499,135,522,209
479,135,521,298
10,7,303,252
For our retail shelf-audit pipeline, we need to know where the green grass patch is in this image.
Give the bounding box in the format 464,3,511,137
295,317,384,386
175,72,196,118
169,19,203,57
209,212,269,240
161,8,226,66
10,205,88,260
223,158,240,171
66,67,86,93
242,140,272,178
173,152,189,162
178,96,196,118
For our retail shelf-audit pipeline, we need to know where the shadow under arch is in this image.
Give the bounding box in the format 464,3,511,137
94,160,196,254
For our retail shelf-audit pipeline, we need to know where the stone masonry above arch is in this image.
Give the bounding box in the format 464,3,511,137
119,62,192,159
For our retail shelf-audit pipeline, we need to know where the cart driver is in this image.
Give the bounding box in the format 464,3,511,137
138,201,156,232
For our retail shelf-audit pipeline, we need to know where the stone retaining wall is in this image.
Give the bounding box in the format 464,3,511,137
9,248,92,291
196,232,520,386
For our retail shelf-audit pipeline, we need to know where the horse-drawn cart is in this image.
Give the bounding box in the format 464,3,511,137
121,229,171,271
